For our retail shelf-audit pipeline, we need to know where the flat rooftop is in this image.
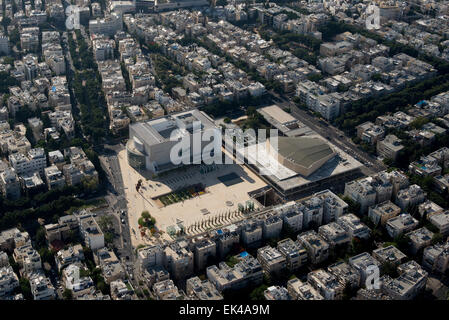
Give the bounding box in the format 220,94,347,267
277,136,334,168
242,134,363,195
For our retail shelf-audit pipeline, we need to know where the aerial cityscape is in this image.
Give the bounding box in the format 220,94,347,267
0,0,449,305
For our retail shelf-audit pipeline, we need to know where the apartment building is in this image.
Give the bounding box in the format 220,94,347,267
348,252,381,284
382,261,428,300
136,244,165,273
277,238,308,272
395,184,426,210
206,254,263,292
0,228,30,252
372,245,407,265
318,222,351,248
287,278,324,300
0,266,19,298
356,121,385,145
368,201,401,226
429,211,449,237
185,276,223,300
78,214,105,251
153,279,185,300
407,227,434,255
96,248,125,284
386,214,419,238
327,261,361,289
189,236,216,271
29,274,56,300
0,168,21,200
215,227,240,259
422,241,449,273
307,269,344,300
257,246,287,276
44,165,66,190
9,148,46,177
55,244,84,271
44,215,79,243
297,231,330,265
240,220,263,249
164,241,194,281
89,12,123,37
377,134,404,160
336,214,371,240
63,264,95,298
264,286,291,300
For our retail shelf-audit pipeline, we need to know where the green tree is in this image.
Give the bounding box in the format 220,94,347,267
249,284,268,300
63,288,73,300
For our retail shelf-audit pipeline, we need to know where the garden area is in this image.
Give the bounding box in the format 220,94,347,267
156,184,206,207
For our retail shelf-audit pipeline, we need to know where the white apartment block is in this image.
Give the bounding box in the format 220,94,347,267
287,278,324,300
422,241,449,274
277,238,308,272
386,214,419,239
9,148,46,177
429,211,449,237
307,269,344,300
29,274,56,300
0,266,19,298
395,184,426,210
257,246,287,276
297,231,330,265
336,214,371,240
89,13,123,37
78,214,105,251
348,252,381,284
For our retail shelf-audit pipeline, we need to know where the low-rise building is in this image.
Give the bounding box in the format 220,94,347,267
257,246,287,276
29,274,55,300
336,214,371,240
186,276,223,300
78,214,105,251
55,244,84,271
349,252,381,284
96,248,125,284
373,245,407,266
386,214,419,238
287,278,324,300
368,201,401,226
318,222,351,248
206,254,263,292
307,269,344,300
407,227,434,255
422,241,449,273
429,211,449,237
277,238,308,272
327,261,361,289
297,231,330,265
0,266,19,298
264,285,291,300
382,260,428,300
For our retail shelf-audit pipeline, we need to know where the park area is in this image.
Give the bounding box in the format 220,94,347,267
156,184,207,207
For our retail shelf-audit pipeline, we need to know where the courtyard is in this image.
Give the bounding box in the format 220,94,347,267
116,148,267,246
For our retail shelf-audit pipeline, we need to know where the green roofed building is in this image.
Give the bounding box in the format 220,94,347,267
267,136,336,177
